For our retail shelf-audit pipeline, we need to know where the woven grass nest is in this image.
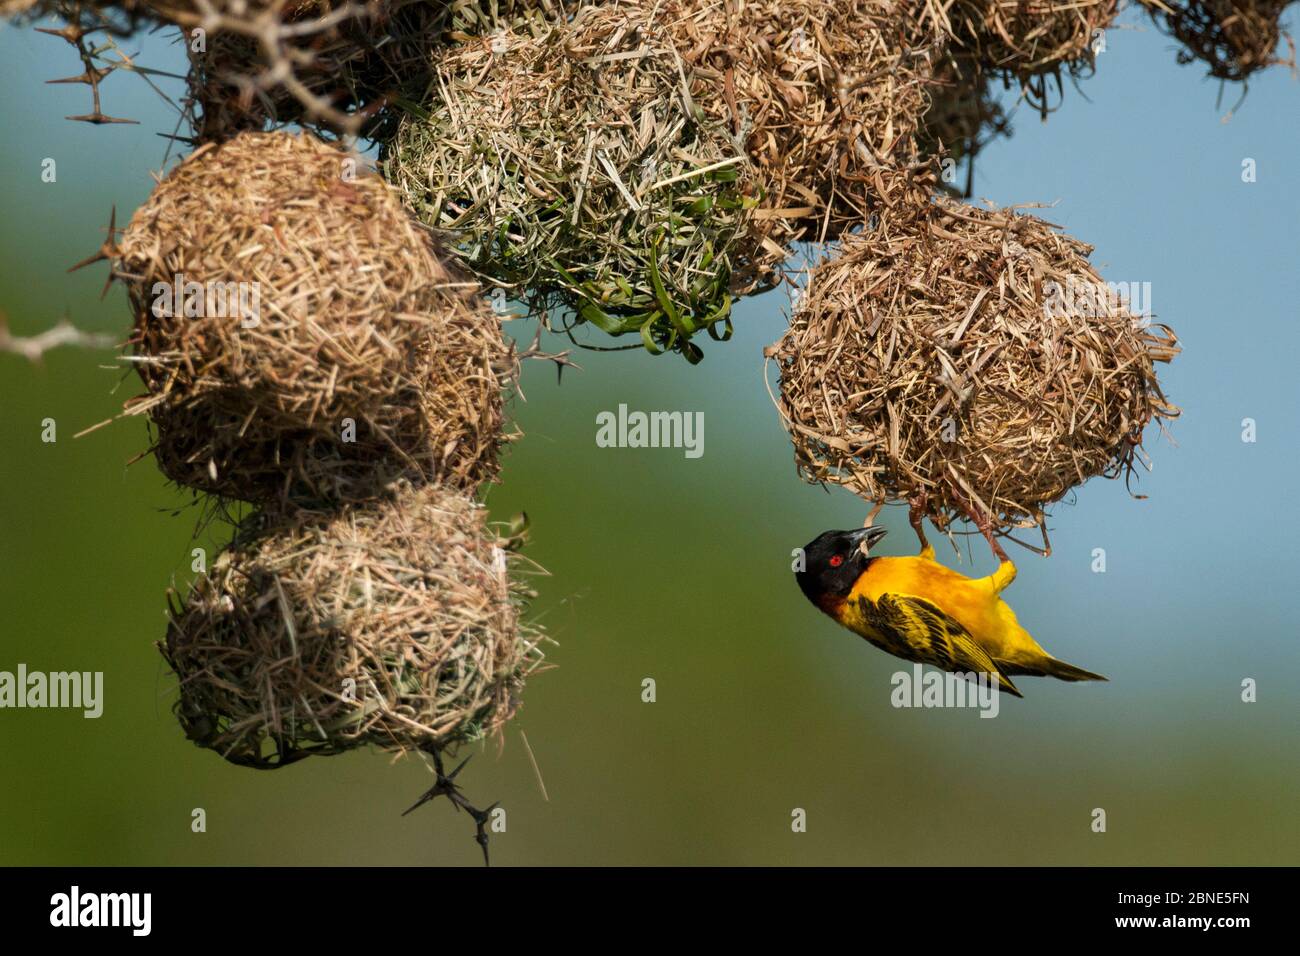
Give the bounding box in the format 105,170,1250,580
386,2,769,362
930,0,1120,114
116,130,513,506
174,0,456,142
768,173,1180,542
162,483,543,768
4,0,158,38
3,0,145,20
939,0,1120,74
0,0,39,16
152,0,553,142
1142,0,1295,81
652,0,934,246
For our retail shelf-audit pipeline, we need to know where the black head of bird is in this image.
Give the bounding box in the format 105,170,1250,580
795,526,888,609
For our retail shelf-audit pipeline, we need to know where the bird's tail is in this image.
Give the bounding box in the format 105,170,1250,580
994,669,1024,698
1005,655,1107,683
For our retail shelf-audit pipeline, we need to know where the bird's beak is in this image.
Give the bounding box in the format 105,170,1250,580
850,526,888,552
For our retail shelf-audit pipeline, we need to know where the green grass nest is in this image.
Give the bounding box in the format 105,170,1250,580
384,4,770,362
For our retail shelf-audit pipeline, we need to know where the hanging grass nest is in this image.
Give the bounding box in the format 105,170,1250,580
386,3,770,362
115,130,513,506
1142,0,1295,82
150,0,559,142
931,0,1120,114
142,0,316,19
3,0,147,22
1,0,39,17
161,483,545,768
166,0,454,142
652,0,934,246
768,171,1180,542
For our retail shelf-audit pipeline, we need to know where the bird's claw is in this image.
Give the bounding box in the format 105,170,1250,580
908,492,934,558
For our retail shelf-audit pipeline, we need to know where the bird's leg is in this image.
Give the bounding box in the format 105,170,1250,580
953,489,1017,591
404,747,498,867
958,494,1010,563
908,493,935,560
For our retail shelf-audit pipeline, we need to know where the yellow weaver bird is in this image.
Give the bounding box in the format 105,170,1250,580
794,525,1106,697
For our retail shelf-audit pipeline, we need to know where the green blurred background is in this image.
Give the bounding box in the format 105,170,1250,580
1,10,1297,865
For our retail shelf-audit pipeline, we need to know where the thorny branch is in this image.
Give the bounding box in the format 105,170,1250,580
0,311,117,362
403,748,499,867
40,4,138,125
515,319,581,388
182,0,377,139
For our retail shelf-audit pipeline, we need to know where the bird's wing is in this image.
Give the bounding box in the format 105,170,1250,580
856,593,1022,697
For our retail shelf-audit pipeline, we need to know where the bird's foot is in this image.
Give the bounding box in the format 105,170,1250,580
952,488,1011,564
403,748,498,867
908,493,935,559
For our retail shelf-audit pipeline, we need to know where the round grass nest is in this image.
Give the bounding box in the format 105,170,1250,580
144,0,330,19
768,172,1180,540
386,2,768,362
116,130,513,506
653,0,934,246
3,0,147,21
1143,0,1295,82
175,2,580,141
940,0,1120,74
161,483,544,768
931,0,1119,114
173,0,455,142
0,0,40,16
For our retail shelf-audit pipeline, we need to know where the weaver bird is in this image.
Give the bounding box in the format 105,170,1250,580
795,526,1106,697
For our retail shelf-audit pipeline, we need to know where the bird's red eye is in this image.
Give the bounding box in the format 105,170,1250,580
829,555,844,567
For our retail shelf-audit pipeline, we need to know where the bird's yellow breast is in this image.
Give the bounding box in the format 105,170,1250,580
839,556,1033,660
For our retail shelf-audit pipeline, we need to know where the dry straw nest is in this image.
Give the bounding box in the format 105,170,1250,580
386,2,769,362
769,173,1180,539
1141,0,1295,81
50,1,568,144
651,0,934,246
174,0,459,143
0,0,40,16
929,0,1120,114
150,0,552,142
116,130,513,506
3,0,146,20
161,483,543,767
